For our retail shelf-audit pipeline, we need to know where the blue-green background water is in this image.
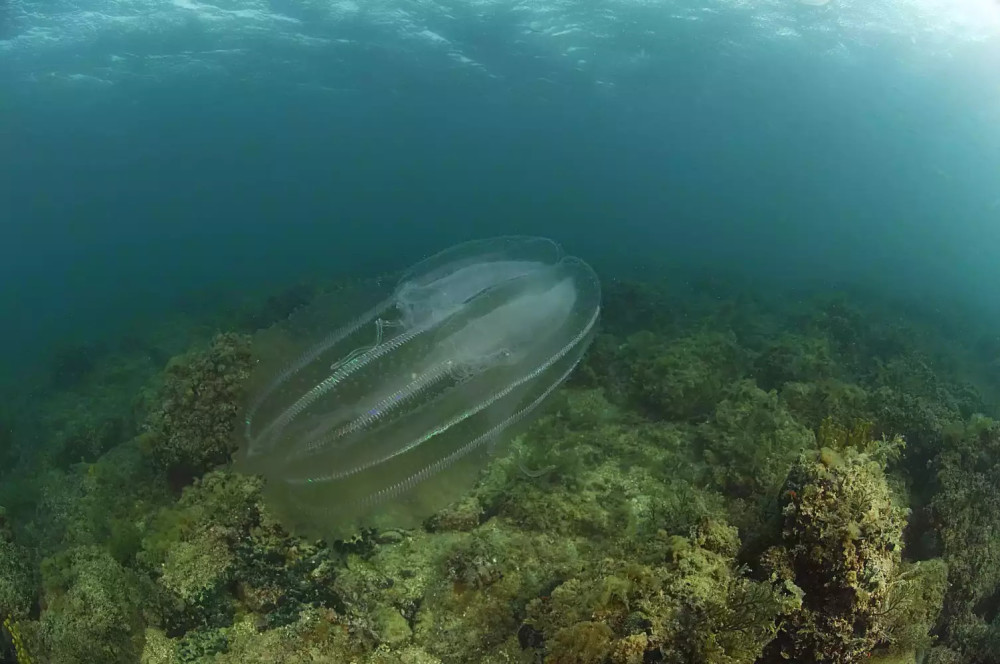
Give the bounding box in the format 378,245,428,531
3,0,1000,386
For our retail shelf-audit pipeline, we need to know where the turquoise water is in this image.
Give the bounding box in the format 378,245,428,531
3,0,1000,385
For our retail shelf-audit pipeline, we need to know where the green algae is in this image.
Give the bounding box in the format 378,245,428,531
4,278,1000,663
40,546,145,664
142,333,252,480
0,536,34,621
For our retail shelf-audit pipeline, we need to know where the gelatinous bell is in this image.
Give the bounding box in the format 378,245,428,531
237,236,601,536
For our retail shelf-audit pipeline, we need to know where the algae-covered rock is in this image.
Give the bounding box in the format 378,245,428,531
140,628,179,664
698,379,815,504
497,393,720,544
142,332,251,478
0,536,34,620
373,606,412,647
761,438,943,662
367,644,444,664
426,494,485,533
39,545,145,664
781,379,869,431
931,415,1000,662
880,558,948,654
138,468,347,641
624,330,747,422
753,333,837,391
140,608,369,664
138,470,262,632
525,519,791,664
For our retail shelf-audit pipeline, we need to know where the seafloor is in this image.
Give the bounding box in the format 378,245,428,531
2,274,1000,664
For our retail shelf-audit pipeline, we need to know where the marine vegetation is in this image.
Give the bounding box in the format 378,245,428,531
759,433,945,662
2,262,1000,664
142,332,253,483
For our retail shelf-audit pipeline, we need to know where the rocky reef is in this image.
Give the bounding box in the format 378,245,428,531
1,277,1000,663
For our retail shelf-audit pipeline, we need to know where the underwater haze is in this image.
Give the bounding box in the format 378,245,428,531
9,1,1000,663
3,0,1000,383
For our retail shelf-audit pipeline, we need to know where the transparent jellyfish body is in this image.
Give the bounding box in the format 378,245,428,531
237,236,601,536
